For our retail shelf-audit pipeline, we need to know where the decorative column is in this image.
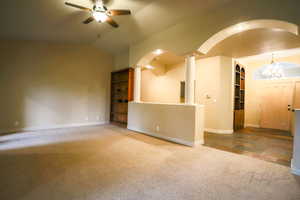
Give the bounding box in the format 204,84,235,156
134,67,141,102
185,55,196,104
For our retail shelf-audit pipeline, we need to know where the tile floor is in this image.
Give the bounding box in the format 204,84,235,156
204,127,293,166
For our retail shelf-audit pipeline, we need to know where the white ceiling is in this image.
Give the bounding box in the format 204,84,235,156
0,0,234,55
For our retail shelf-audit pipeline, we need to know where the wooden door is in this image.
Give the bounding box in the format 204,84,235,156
293,82,300,108
260,82,294,131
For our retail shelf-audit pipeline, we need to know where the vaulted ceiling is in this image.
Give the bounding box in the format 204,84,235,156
0,0,234,55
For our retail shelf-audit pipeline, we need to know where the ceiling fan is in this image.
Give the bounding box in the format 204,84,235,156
65,0,131,28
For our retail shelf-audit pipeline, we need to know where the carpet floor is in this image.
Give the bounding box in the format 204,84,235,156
0,125,299,200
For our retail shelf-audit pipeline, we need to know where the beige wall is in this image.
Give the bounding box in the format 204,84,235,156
113,49,129,71
196,56,233,132
141,61,184,103
128,102,204,146
141,56,234,133
239,54,300,128
0,40,113,134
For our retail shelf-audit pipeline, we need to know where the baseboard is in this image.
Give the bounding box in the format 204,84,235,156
204,128,233,134
291,159,300,176
244,124,260,128
0,121,109,135
127,126,200,147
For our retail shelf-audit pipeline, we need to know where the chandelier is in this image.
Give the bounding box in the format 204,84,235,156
254,54,300,80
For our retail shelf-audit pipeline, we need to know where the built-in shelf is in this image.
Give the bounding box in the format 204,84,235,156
112,80,129,84
110,112,128,115
112,102,129,104
110,68,134,125
234,64,245,131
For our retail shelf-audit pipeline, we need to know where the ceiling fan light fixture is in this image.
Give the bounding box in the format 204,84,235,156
65,1,131,27
92,11,108,22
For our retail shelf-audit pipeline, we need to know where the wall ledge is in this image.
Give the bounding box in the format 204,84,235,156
0,121,109,135
204,128,233,134
128,126,203,147
291,159,300,176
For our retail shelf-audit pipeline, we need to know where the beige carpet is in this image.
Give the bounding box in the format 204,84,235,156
0,125,299,200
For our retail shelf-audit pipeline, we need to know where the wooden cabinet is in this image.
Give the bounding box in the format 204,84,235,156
234,64,245,131
110,68,134,124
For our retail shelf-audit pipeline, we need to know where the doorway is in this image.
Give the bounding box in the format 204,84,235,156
260,81,294,131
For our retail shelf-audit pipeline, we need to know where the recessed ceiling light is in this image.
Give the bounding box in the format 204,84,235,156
145,65,154,69
235,23,247,32
153,49,164,55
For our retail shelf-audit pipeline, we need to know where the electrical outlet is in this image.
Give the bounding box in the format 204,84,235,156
96,116,100,121
156,125,160,132
85,117,89,121
14,121,19,127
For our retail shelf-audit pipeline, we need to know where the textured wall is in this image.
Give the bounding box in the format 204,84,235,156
0,40,113,133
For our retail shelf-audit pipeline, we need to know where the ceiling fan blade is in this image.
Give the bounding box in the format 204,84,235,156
83,17,94,24
106,17,119,28
108,9,131,16
65,2,91,11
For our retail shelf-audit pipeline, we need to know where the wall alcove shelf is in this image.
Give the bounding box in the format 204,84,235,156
110,68,134,124
234,64,245,131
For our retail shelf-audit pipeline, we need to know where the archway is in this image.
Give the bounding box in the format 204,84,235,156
130,19,300,164
134,49,185,103
194,19,300,169
197,19,298,55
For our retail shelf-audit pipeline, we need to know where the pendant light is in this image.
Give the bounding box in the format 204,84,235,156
253,54,300,80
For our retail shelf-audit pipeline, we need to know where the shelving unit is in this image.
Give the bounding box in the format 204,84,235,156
234,64,245,131
110,68,134,124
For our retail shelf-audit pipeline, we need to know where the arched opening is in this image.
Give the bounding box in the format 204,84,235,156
128,19,300,171
135,49,185,103
198,19,298,55
131,19,300,167
194,19,300,168
128,49,204,147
